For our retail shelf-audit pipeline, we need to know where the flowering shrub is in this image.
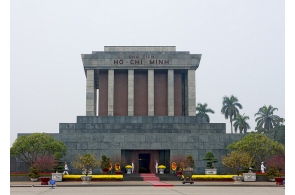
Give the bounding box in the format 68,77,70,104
115,162,120,171
33,154,58,174
171,162,177,171
181,175,236,180
125,165,132,169
158,165,166,169
267,154,285,172
63,174,123,181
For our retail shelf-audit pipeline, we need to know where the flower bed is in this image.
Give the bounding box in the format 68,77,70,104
181,175,236,181
62,175,123,181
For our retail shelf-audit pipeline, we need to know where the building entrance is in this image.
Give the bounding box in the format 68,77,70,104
138,153,150,173
121,149,170,174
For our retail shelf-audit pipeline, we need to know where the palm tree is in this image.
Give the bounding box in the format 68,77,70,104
254,105,281,131
221,95,243,134
233,113,250,133
196,103,215,123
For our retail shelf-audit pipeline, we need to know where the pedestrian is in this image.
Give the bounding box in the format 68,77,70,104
131,160,134,173
155,160,158,174
63,162,69,175
261,162,266,173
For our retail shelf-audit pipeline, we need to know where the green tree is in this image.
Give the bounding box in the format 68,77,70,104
233,113,250,134
196,103,215,123
72,153,100,176
254,105,281,131
256,116,285,144
227,132,284,168
53,152,65,173
203,152,218,168
222,150,253,175
221,95,243,134
100,154,111,170
10,133,67,166
185,155,195,168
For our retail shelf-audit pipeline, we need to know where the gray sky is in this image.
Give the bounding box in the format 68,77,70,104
10,0,286,146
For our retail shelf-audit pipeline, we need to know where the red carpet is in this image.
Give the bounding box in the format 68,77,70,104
140,173,173,187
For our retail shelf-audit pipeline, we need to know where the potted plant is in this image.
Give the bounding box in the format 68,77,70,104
72,153,100,184
125,165,132,174
114,162,122,174
158,165,166,174
170,155,186,177
51,152,64,181
28,167,40,182
100,154,111,174
185,155,195,170
222,150,253,183
32,154,58,185
203,152,218,174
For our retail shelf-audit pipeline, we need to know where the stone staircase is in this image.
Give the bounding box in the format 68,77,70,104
123,173,181,181
140,173,174,186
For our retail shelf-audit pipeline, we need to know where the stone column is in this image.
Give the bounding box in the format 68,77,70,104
187,70,196,116
86,69,96,116
128,69,134,116
168,69,174,116
148,69,154,116
108,69,114,116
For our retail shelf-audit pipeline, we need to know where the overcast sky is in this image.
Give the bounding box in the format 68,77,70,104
9,0,287,146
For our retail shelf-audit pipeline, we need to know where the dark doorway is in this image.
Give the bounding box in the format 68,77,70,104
138,153,150,173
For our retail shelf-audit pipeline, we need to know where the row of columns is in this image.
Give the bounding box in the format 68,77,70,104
86,69,196,116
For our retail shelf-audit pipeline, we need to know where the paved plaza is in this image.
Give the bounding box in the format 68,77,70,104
10,186,285,195
10,181,286,195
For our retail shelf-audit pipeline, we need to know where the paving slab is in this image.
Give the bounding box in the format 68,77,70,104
10,180,281,187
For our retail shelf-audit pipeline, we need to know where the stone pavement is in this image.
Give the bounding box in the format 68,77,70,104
10,180,282,187
10,181,286,195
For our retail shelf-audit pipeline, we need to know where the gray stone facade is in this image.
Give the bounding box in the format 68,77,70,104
24,116,244,174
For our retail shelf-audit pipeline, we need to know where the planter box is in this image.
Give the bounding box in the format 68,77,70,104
176,171,182,177
243,173,256,181
274,177,285,185
205,169,217,175
51,173,63,181
81,175,92,184
232,176,244,184
39,177,51,185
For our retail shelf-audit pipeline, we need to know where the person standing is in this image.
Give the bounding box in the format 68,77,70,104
261,162,266,173
131,160,134,174
63,162,69,175
155,160,158,174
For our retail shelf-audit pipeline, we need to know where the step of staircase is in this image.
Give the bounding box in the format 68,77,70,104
123,173,181,181
140,173,174,187
140,173,159,181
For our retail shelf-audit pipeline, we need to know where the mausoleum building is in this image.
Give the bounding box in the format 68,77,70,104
13,46,245,174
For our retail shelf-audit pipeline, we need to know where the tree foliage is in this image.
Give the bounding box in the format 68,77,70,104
185,155,195,168
71,153,100,176
222,150,253,175
10,133,67,166
203,152,218,168
100,154,111,169
256,117,285,144
227,133,284,168
221,95,243,134
233,113,250,134
254,105,281,131
196,103,215,123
